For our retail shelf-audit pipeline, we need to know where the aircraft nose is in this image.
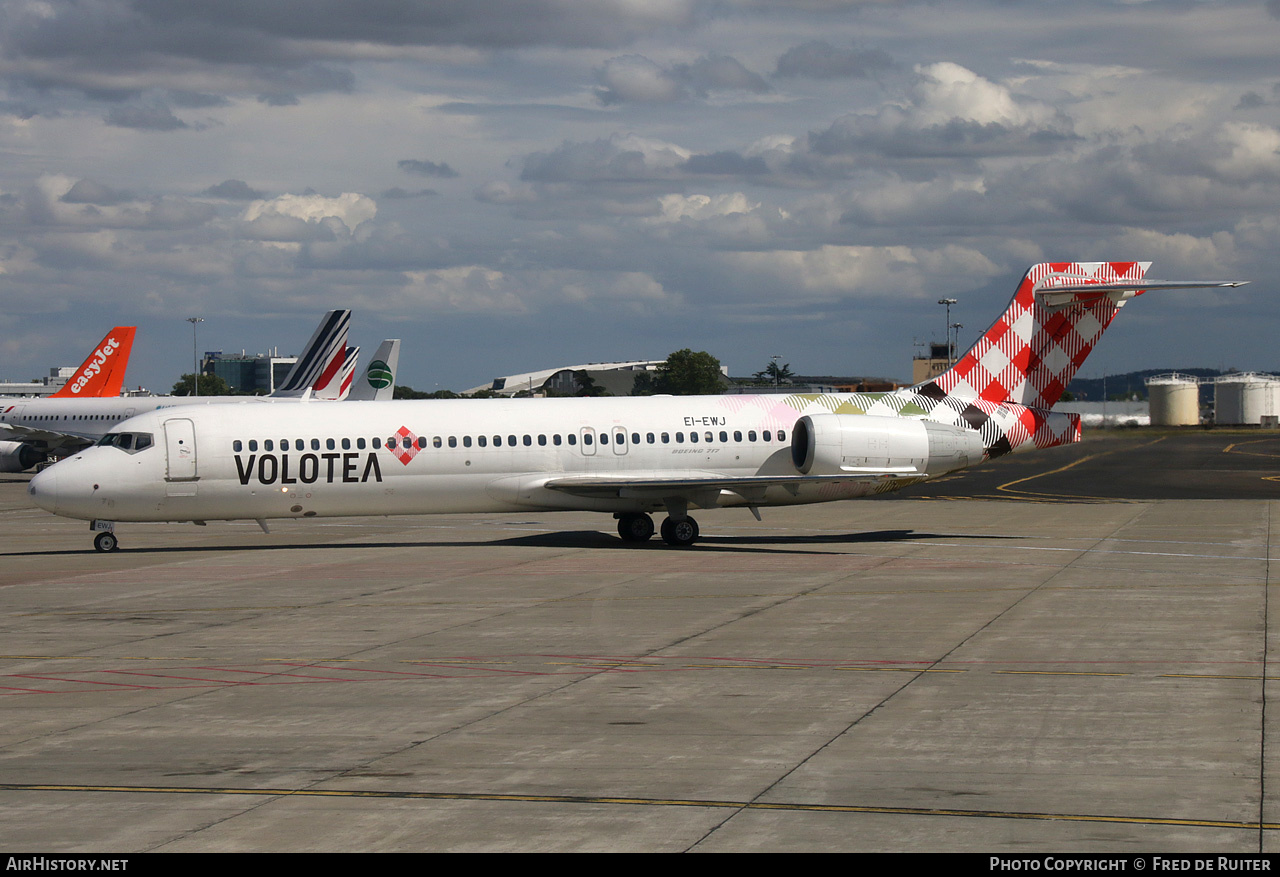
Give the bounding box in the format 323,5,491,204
28,466,58,514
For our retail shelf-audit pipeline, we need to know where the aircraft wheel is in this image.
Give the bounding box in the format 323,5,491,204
617,513,655,543
93,532,119,553
660,516,699,547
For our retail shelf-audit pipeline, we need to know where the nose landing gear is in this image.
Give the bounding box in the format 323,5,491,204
93,531,119,553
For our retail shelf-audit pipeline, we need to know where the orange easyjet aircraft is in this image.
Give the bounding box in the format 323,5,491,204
48,327,137,398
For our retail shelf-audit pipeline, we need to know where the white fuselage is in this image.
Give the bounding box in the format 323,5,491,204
0,395,275,446
28,392,995,525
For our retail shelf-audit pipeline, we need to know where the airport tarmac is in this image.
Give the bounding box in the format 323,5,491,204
1,429,1278,852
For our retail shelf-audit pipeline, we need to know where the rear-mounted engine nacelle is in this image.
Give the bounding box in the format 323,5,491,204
790,414,985,477
0,440,45,473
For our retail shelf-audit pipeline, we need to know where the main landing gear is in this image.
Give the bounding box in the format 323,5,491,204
616,512,655,543
615,512,700,547
93,531,119,553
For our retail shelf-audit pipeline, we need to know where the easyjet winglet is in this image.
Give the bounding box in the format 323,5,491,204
50,327,136,398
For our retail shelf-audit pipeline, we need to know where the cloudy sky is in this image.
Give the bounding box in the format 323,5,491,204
2,0,1277,393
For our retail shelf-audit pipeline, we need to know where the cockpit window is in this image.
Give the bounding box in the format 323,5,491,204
96,432,154,453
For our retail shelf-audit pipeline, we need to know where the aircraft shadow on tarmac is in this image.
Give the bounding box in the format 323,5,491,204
6,528,1017,558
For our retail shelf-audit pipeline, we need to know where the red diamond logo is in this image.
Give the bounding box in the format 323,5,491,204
388,425,419,466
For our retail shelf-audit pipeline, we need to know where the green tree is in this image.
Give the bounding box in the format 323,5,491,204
171,373,232,396
752,360,795,387
654,349,725,395
630,371,657,396
394,385,461,399
573,370,609,397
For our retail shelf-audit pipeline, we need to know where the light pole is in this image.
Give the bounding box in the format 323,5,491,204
187,317,203,397
950,323,963,365
771,354,782,392
938,298,957,366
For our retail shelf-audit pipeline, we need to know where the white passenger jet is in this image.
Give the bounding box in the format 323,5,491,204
27,262,1246,552
1,313,399,471
0,326,136,472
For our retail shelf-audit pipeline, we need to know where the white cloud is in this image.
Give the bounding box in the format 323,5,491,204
720,244,1000,301
242,192,377,227
647,192,760,222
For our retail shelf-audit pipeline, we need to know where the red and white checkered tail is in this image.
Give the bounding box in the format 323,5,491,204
921,262,1151,409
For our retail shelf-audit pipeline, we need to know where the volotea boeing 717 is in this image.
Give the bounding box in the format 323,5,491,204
27,262,1246,552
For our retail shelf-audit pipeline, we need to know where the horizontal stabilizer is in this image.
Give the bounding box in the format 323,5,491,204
1033,275,1249,311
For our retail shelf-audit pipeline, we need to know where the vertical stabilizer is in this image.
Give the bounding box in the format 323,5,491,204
347,339,400,402
314,345,359,401
270,310,350,397
50,327,137,398
918,262,1151,409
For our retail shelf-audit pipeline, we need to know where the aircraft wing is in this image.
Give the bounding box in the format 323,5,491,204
0,422,95,448
543,470,923,506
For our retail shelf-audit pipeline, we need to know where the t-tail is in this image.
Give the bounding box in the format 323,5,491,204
910,262,1246,458
50,326,136,398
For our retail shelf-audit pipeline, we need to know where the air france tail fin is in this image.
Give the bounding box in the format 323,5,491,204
918,262,1246,409
346,339,400,402
50,327,136,398
313,345,359,401
270,310,350,398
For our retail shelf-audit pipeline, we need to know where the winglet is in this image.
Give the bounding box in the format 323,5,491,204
50,327,136,398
